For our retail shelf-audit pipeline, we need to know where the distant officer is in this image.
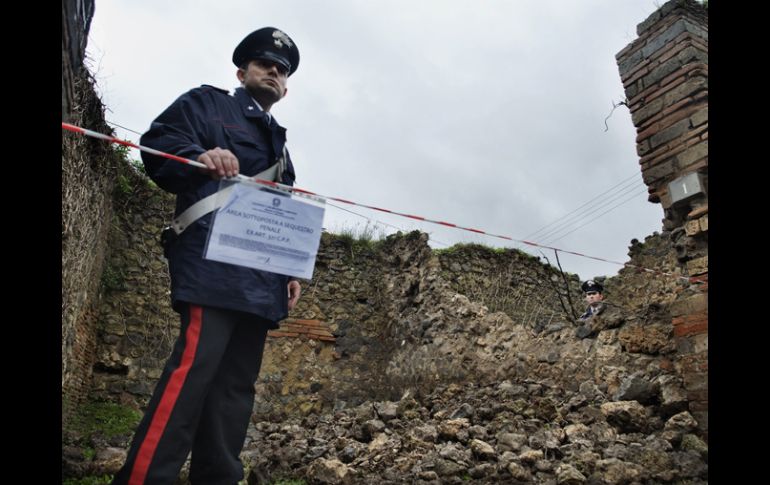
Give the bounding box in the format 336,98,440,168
112,27,302,485
579,279,605,320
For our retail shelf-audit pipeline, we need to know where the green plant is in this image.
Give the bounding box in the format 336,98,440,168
129,158,146,174
113,144,131,158
115,173,133,196
83,447,95,460
66,401,142,442
433,242,516,257
100,264,125,292
332,222,386,253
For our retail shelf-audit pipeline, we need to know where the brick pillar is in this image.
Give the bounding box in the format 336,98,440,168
615,0,708,438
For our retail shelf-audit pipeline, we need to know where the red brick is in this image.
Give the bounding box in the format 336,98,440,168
628,75,686,107
640,128,705,169
289,318,324,326
660,63,707,92
637,97,708,138
671,314,706,327
267,331,300,338
656,35,703,65
668,90,707,114
690,273,708,283
674,319,708,337
640,131,701,168
623,65,650,86
620,55,652,84
639,105,701,144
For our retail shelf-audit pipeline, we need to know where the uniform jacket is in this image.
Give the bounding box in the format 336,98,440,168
141,85,296,324
579,302,606,321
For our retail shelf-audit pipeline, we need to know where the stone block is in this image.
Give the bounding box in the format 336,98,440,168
618,49,644,77
642,20,688,58
692,333,708,354
625,79,641,99
641,58,683,90
636,139,651,157
669,293,708,317
637,10,662,36
676,140,707,170
690,106,708,127
699,214,708,232
684,219,701,236
676,45,709,66
650,118,691,149
642,160,675,185
686,256,708,274
631,97,664,127
683,372,707,392
664,77,707,108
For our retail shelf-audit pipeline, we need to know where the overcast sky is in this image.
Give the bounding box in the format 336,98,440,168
86,0,666,280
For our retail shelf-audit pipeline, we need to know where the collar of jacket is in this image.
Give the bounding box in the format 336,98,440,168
234,88,287,140
234,88,278,123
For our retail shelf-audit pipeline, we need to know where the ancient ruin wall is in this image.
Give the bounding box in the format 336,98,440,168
62,0,122,421
89,207,694,434
90,223,579,416
615,0,708,436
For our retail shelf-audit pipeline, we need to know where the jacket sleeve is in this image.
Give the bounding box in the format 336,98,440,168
140,89,213,194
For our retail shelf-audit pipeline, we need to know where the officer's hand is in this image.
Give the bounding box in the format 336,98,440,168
288,280,301,310
198,148,240,179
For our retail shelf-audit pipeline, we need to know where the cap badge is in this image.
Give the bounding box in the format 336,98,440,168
272,29,293,49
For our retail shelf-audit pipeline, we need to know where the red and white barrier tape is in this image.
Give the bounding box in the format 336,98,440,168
62,122,703,285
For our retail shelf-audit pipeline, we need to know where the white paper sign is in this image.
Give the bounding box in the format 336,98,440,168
204,181,325,279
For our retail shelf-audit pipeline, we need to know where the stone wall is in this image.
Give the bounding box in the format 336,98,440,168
615,0,708,437
88,208,696,433
88,170,177,409
70,212,710,480
616,0,708,269
62,0,122,420
436,245,583,324
89,216,594,417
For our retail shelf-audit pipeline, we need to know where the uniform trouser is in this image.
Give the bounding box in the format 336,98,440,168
112,304,270,485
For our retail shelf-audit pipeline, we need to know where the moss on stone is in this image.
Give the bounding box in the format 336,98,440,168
65,400,142,442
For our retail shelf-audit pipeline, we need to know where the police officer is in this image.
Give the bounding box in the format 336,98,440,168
112,27,302,485
579,279,605,320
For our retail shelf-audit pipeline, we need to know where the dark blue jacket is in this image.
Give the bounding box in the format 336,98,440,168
579,302,606,321
141,85,296,324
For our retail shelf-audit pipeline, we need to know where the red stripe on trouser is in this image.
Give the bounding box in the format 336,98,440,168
128,305,203,485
